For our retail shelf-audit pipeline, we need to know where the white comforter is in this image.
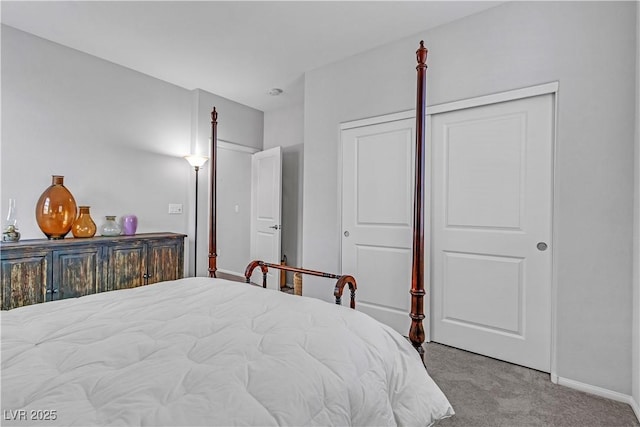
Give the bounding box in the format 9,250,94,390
1,278,453,426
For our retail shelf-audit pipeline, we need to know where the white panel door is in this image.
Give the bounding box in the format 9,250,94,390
342,118,415,335
431,94,554,372
250,146,282,289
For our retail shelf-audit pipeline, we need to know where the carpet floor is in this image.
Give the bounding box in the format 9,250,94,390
425,342,639,427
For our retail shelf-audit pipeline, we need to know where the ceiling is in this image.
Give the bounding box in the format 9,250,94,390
1,1,502,112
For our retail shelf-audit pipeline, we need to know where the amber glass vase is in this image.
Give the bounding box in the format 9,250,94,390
72,206,97,238
35,175,77,239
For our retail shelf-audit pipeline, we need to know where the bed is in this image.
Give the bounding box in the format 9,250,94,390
1,41,454,426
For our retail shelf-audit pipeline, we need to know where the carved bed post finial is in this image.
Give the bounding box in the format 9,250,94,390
409,41,428,363
208,107,218,278
416,40,428,68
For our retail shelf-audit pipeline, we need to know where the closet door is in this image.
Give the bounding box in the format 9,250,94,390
341,118,416,335
431,94,554,372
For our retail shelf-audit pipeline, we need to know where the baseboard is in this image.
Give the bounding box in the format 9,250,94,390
631,396,640,423
556,376,636,412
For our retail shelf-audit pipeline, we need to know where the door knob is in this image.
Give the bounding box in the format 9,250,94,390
269,225,280,230
344,231,350,237
537,242,548,251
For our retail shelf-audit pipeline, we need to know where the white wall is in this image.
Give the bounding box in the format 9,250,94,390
1,25,264,280
215,146,254,276
264,101,304,284
302,1,636,395
188,89,263,277
1,24,191,240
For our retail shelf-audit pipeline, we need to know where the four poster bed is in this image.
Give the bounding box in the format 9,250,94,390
1,42,453,426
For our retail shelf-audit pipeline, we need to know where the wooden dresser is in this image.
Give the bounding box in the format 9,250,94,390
0,232,186,310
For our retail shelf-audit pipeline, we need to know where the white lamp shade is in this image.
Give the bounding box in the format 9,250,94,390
185,155,209,168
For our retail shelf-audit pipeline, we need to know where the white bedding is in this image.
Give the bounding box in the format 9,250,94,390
1,278,453,426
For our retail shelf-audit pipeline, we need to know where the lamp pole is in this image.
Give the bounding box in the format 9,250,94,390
185,155,209,276
193,165,201,276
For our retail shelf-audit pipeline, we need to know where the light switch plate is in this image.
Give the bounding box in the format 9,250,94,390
168,203,183,214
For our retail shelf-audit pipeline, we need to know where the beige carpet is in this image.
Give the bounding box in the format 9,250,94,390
425,342,639,427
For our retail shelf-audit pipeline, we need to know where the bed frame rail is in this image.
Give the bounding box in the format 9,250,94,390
244,261,357,309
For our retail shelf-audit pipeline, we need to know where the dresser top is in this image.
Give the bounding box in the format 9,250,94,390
1,232,186,251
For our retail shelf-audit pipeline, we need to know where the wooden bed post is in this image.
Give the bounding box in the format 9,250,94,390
208,107,218,278
409,41,428,361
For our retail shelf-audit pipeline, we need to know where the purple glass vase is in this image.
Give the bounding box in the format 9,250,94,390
121,215,138,236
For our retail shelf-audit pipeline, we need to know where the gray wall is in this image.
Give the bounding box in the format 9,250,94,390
302,1,637,395
634,2,640,414
264,101,305,284
188,89,263,277
2,24,191,240
215,146,254,276
1,25,263,279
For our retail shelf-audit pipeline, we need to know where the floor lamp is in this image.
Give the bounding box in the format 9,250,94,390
185,155,209,276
